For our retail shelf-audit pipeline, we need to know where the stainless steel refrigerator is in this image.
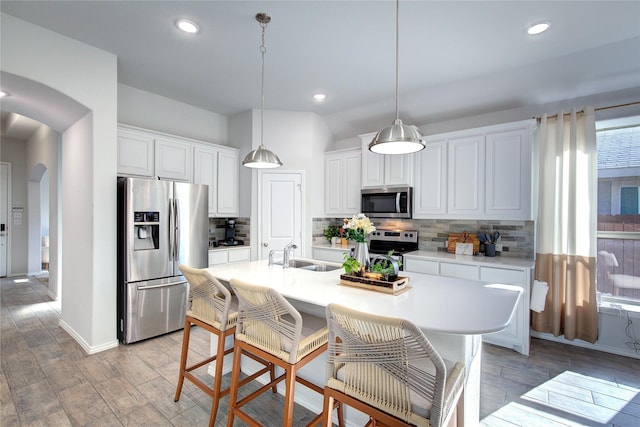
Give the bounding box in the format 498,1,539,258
117,177,208,344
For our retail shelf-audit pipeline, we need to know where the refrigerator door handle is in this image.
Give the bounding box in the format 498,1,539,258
168,197,175,261
174,198,180,261
137,279,188,290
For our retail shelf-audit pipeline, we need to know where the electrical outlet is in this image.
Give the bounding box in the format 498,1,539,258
495,244,503,252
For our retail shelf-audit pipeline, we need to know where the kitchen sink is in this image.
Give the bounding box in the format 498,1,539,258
274,259,342,272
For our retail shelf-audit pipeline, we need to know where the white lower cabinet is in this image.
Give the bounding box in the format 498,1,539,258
404,254,531,355
403,258,438,275
312,247,351,264
479,266,529,354
208,248,250,266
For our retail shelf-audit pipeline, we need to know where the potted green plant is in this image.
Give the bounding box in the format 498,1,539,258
341,253,362,276
369,251,401,281
323,225,341,244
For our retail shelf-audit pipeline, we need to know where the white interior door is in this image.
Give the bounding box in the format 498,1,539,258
0,163,10,277
259,172,303,260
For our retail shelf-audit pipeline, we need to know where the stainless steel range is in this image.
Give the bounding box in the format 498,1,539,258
368,229,418,270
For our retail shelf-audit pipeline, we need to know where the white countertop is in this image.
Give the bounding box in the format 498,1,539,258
312,242,355,251
206,259,522,335
404,250,535,269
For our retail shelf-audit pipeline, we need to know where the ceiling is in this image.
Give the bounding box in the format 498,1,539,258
1,1,639,141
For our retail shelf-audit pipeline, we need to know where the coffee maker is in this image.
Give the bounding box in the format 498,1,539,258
221,219,243,246
225,219,236,242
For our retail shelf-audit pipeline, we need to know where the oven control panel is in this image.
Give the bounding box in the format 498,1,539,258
369,229,418,243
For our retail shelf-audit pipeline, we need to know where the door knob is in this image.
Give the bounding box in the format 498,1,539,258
263,242,269,247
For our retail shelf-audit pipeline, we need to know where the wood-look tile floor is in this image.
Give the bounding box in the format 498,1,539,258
2,275,639,426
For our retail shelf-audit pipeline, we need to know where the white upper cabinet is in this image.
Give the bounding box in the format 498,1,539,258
216,149,240,216
485,126,531,219
413,120,534,220
359,132,413,188
117,128,154,177
155,137,192,181
413,139,447,216
325,148,361,216
193,144,240,217
118,124,240,217
448,134,485,216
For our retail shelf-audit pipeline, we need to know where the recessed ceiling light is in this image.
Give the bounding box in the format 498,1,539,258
526,21,551,35
176,19,199,34
0,90,10,97
313,93,327,101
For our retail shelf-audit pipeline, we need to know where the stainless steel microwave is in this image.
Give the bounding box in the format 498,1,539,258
361,187,412,219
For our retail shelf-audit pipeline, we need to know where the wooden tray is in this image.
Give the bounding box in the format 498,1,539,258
339,274,411,295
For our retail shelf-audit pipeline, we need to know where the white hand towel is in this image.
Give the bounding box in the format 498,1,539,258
530,280,549,313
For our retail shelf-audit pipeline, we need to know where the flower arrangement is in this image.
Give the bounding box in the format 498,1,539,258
342,214,376,243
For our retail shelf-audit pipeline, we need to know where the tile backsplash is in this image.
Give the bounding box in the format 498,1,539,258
313,217,534,258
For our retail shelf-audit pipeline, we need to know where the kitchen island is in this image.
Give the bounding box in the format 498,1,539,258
206,259,522,427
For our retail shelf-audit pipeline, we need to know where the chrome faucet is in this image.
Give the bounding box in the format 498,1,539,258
282,242,298,268
268,249,279,266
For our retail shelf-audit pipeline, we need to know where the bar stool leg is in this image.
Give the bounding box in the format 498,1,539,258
282,364,296,427
226,344,243,427
174,318,191,402
209,329,228,427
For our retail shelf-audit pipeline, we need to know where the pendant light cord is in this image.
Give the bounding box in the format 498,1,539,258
259,19,267,148
394,0,399,122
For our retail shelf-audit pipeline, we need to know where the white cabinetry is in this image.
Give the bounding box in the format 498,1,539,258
413,120,533,220
117,128,154,177
448,134,484,216
155,137,192,181
359,132,413,188
118,125,240,217
194,144,240,217
414,140,447,216
403,253,532,355
208,247,250,266
479,266,528,351
485,127,531,218
312,246,351,263
325,148,361,216
217,150,240,216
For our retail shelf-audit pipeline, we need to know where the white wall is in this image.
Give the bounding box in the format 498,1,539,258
229,109,333,259
118,84,228,144
228,110,253,217
2,13,118,352
25,125,58,285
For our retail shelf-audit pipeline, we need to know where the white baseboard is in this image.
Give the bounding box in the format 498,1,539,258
531,331,640,360
58,319,119,355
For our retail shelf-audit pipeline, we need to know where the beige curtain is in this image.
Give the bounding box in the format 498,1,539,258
532,107,598,343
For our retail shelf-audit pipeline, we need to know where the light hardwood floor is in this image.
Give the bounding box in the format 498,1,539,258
1,275,639,426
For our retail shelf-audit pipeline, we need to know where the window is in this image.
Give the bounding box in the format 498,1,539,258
596,119,640,305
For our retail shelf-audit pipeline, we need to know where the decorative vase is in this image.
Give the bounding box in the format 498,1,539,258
353,242,370,273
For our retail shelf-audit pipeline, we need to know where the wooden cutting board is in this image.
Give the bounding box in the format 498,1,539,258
447,232,480,254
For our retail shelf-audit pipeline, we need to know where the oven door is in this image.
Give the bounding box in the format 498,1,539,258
361,187,412,218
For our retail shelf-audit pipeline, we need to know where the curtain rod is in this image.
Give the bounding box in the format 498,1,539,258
535,101,640,122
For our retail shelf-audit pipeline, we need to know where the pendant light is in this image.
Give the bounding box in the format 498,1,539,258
369,0,425,155
243,13,283,169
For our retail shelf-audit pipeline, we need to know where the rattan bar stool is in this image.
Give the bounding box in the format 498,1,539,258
321,303,466,427
174,265,275,427
226,279,343,427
